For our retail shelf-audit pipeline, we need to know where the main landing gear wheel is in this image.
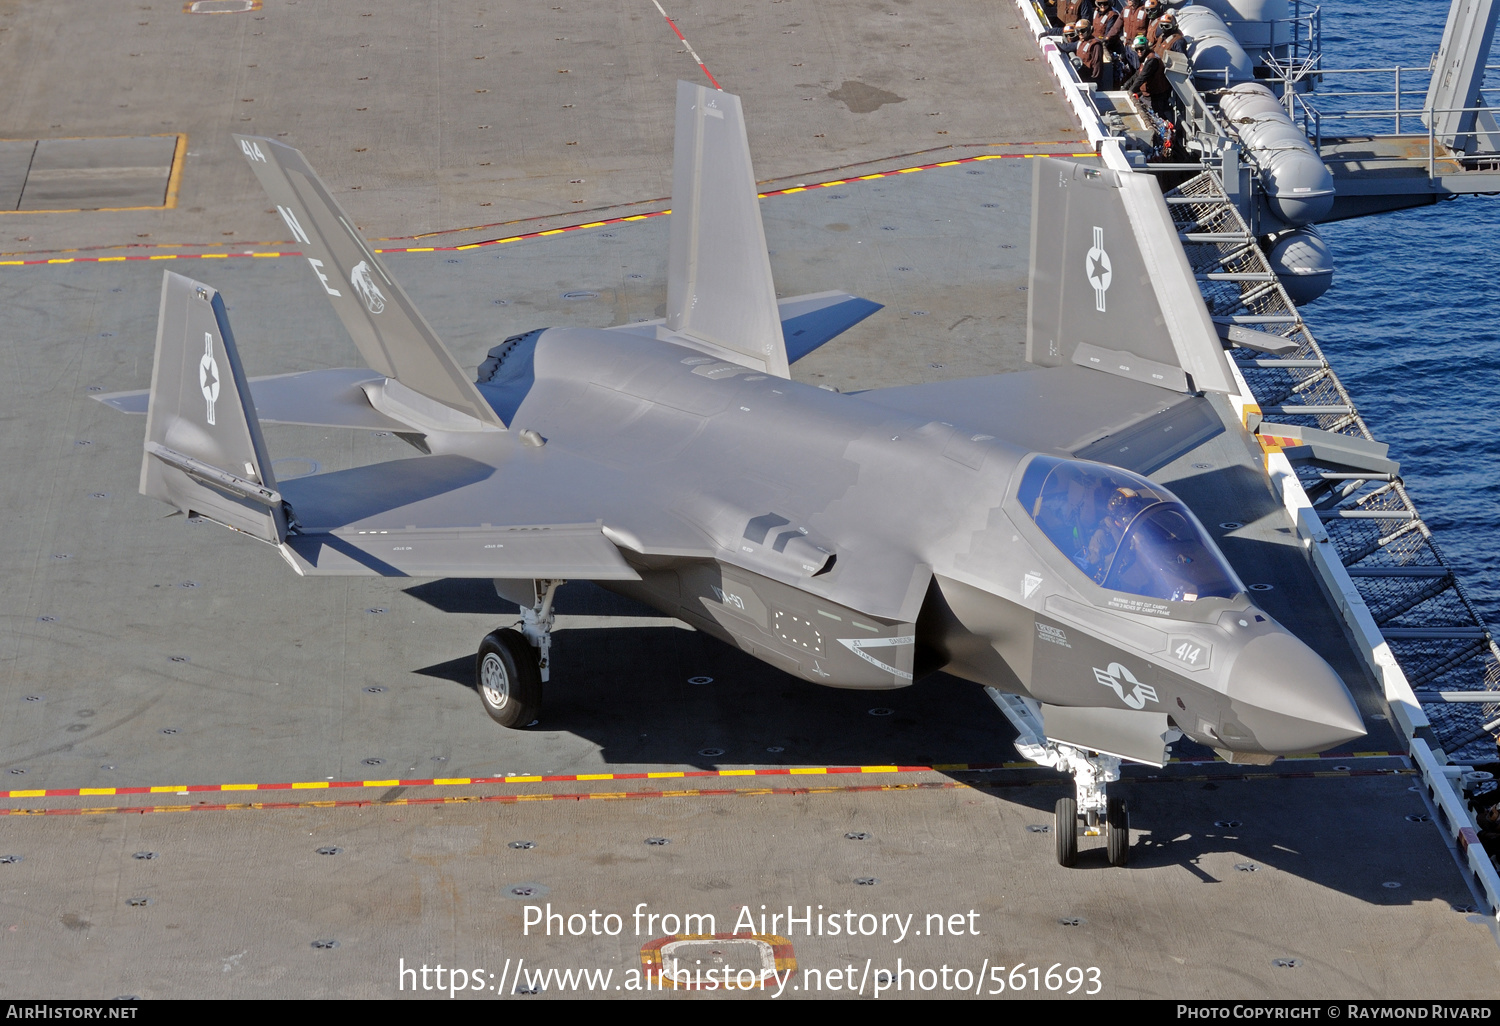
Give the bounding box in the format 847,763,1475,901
1055,797,1078,867
476,629,542,728
1106,795,1130,867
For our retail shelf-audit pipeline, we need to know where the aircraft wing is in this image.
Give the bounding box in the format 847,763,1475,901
276,455,641,579
858,365,1226,477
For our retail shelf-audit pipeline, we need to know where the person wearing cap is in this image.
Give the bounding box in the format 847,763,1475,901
1093,1,1124,47
1121,0,1150,42
1146,8,1176,47
1056,21,1081,57
1123,33,1173,118
1154,15,1186,57
1075,19,1107,86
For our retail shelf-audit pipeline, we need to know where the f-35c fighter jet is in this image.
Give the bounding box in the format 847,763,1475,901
100,82,1364,867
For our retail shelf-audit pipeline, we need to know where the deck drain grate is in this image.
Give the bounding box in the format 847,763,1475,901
844,832,871,841
316,846,343,856
132,851,157,861
311,939,340,949
1234,862,1259,872
644,837,670,846
508,841,535,850
854,877,879,886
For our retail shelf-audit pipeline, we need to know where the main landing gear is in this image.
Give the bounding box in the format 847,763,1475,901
985,689,1132,868
476,579,564,728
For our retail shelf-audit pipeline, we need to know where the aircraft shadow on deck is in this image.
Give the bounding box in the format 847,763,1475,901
403,576,1435,901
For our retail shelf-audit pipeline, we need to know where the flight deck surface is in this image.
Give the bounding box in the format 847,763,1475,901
0,0,1495,1000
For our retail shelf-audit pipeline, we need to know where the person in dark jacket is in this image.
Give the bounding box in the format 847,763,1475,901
1056,21,1081,57
1123,34,1172,118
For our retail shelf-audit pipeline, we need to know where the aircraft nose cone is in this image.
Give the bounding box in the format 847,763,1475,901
1224,632,1366,755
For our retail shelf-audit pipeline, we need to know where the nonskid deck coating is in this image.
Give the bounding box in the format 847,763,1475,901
0,0,1490,999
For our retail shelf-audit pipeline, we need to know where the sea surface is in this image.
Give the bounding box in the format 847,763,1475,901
1299,0,1500,628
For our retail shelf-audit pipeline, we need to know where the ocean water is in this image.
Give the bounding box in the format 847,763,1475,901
1297,0,1500,628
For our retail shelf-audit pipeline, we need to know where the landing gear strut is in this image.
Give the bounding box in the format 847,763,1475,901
986,688,1133,867
476,579,564,728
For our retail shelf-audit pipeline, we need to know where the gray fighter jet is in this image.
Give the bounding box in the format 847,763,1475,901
99,82,1364,866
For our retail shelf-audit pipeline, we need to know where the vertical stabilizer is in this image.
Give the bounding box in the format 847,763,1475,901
140,271,288,544
233,134,503,429
666,81,790,378
1027,159,1234,395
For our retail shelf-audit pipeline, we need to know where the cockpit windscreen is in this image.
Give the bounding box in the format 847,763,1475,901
1017,456,1240,602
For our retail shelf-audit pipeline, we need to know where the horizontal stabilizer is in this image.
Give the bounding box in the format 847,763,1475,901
778,291,883,363
270,453,641,580
140,271,287,544
234,134,503,430
98,367,411,431
605,292,881,365
666,81,789,377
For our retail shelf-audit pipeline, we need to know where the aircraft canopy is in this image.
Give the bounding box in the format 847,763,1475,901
1018,456,1240,603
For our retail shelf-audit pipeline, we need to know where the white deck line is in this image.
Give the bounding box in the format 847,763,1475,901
1011,0,1500,920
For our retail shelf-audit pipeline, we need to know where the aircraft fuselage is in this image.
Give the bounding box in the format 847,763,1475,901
429,324,1365,760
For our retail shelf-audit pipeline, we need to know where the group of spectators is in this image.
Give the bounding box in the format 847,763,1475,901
1045,0,1182,119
